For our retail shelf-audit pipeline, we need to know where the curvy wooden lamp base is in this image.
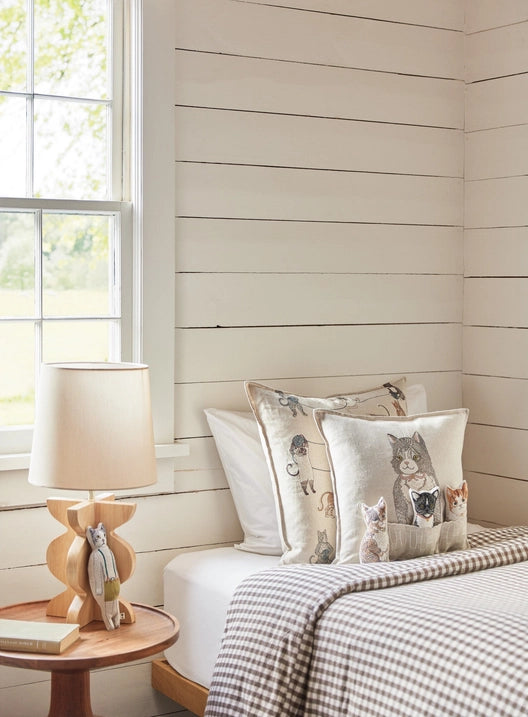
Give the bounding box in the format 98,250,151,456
46,494,137,627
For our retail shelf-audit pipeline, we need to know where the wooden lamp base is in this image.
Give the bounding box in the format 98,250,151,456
45,494,137,628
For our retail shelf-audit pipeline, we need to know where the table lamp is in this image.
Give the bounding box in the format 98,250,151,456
28,362,157,628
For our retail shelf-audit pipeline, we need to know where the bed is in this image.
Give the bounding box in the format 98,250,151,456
151,379,528,716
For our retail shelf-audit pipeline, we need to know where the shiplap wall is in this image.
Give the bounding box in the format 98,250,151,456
463,2,528,526
2,1,504,715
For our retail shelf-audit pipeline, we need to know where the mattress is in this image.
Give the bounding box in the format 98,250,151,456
163,524,484,689
163,547,279,687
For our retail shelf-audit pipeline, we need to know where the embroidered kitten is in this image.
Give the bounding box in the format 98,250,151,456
309,529,335,564
409,487,440,528
445,480,468,521
358,497,389,563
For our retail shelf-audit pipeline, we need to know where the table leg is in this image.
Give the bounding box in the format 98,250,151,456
48,670,101,717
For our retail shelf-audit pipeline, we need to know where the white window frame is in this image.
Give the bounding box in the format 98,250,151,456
0,0,185,486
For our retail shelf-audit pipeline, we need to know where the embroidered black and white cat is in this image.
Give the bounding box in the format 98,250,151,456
309,529,335,564
388,431,441,525
358,497,389,563
409,487,440,528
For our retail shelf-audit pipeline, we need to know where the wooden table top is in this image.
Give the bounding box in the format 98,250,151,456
0,601,179,672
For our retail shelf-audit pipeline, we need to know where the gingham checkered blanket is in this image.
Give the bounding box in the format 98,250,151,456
205,526,528,717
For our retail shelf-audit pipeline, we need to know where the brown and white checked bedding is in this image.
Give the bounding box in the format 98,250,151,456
205,526,528,717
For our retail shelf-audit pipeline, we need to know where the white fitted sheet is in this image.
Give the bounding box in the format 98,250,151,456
163,523,484,689
163,547,279,688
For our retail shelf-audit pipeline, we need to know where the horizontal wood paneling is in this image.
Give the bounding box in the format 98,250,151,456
174,0,463,78
175,51,464,128
235,0,464,30
465,0,528,34
465,125,528,181
175,324,461,384
175,107,463,177
465,472,528,526
465,22,528,83
464,424,528,481
174,372,462,438
465,75,528,131
464,228,528,277
464,278,528,327
463,375,528,430
176,274,462,328
176,220,463,274
464,327,528,379
465,176,528,228
176,164,463,225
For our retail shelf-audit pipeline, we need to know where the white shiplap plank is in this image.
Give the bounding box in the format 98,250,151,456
464,327,528,379
464,278,528,328
175,274,463,328
465,176,528,228
465,75,528,132
175,324,461,384
463,375,528,431
175,51,464,129
465,472,528,526
465,125,528,181
173,372,462,439
465,0,528,33
176,220,463,275
464,228,528,277
465,22,528,83
464,424,528,481
235,0,464,30
175,164,463,225
174,0,463,79
175,107,463,177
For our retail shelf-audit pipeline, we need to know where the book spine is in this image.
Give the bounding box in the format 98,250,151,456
0,637,59,654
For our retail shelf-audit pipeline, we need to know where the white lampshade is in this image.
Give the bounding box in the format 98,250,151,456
28,362,157,491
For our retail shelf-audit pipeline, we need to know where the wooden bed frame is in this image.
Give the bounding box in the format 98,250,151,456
151,658,208,717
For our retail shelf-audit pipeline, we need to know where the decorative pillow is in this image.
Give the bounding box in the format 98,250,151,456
204,408,282,556
245,379,408,564
314,408,469,563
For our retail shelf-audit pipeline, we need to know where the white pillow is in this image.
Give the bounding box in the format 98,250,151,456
204,408,282,555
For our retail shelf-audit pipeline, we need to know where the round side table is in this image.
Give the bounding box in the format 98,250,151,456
0,600,179,717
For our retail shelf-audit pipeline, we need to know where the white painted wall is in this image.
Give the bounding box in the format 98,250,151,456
463,2,528,526
1,1,524,714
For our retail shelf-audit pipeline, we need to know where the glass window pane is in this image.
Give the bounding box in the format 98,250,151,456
43,320,113,363
34,0,109,99
34,99,108,199
42,213,113,317
0,322,35,426
0,95,27,196
0,211,35,317
0,0,27,93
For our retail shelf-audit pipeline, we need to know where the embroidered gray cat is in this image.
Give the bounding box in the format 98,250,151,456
388,432,441,525
309,529,335,564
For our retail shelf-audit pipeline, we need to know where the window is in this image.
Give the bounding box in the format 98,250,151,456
0,0,131,436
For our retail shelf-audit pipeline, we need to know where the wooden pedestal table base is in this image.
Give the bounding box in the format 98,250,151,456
0,601,179,717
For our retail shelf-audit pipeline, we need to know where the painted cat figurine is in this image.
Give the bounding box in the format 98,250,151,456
445,480,468,521
358,497,389,563
86,522,121,631
309,529,335,564
389,432,441,525
409,487,440,528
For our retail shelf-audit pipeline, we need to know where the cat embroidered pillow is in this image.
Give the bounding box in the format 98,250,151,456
245,378,408,564
314,408,469,563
